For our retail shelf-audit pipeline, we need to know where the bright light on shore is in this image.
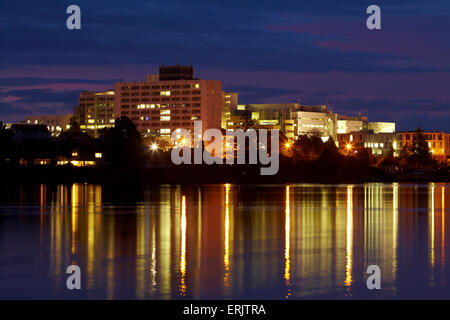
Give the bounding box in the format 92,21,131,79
346,144,352,150
151,143,158,151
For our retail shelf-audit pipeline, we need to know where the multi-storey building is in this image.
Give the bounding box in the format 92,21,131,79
226,103,297,139
337,130,450,163
24,114,71,136
246,103,297,139
368,122,395,134
394,131,450,163
337,115,367,134
364,133,396,155
221,92,238,129
75,90,115,137
114,65,222,140
292,105,337,140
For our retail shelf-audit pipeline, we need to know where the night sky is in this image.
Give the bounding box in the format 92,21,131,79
1,0,449,131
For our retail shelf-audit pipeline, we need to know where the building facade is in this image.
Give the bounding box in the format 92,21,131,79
293,105,337,140
394,131,450,163
337,115,367,134
368,122,396,134
75,90,115,137
221,92,238,129
24,114,71,136
114,66,223,140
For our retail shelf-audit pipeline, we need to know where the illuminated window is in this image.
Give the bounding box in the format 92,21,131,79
160,116,170,121
160,110,170,115
194,84,200,89
160,91,171,96
72,152,78,157
160,128,170,134
95,153,102,158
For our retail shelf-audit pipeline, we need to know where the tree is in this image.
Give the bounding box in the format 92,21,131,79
103,117,146,168
408,128,434,168
0,122,16,165
68,116,81,133
292,134,324,161
236,110,257,131
323,136,338,154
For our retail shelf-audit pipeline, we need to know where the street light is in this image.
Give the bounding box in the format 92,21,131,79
346,144,352,154
151,143,158,151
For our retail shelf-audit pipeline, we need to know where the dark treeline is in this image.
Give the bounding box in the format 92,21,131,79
0,118,448,184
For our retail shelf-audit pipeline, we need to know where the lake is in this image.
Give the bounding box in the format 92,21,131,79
0,183,449,299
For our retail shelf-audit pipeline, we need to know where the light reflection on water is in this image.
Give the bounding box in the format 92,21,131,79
0,183,449,299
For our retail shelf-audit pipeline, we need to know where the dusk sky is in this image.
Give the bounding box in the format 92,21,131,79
1,0,449,131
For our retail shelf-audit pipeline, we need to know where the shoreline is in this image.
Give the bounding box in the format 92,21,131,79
1,165,449,185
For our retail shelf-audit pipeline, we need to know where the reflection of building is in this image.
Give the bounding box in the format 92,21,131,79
24,114,71,137
114,65,222,139
75,90,115,137
293,105,337,140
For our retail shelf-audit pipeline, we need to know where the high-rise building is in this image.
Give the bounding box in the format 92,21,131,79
75,90,115,137
114,65,222,140
24,114,72,136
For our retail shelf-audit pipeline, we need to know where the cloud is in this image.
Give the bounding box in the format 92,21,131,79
0,0,449,130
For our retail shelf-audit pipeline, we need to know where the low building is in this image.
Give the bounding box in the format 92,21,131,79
10,124,54,166
394,131,450,163
368,122,395,134
337,115,367,134
337,131,366,152
364,133,396,155
293,105,337,140
24,114,72,137
11,124,52,143
56,131,103,167
338,131,396,156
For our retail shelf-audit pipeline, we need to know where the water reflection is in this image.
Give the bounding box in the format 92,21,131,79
0,183,450,299
284,186,290,298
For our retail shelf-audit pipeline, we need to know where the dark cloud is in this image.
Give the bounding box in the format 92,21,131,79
0,0,449,129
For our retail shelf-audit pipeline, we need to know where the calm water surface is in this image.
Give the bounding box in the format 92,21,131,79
0,183,449,299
